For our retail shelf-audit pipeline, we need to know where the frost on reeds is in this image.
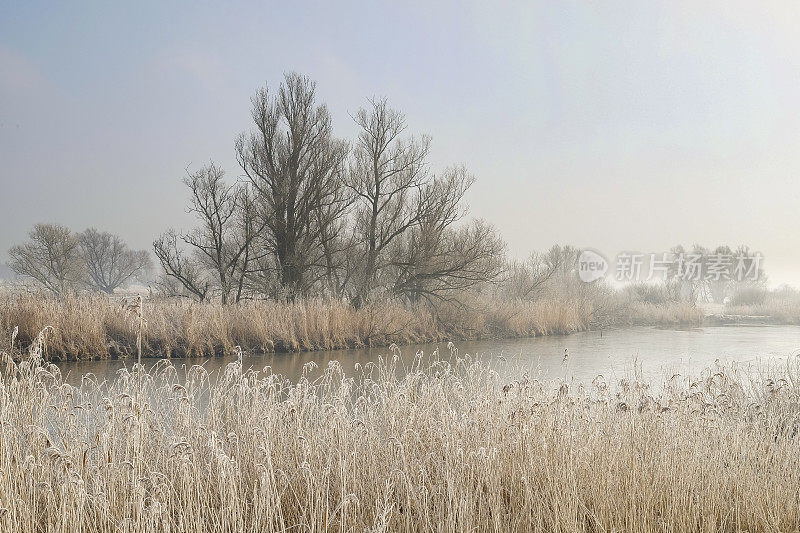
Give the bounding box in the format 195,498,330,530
0,293,621,361
726,288,800,325
1,333,800,531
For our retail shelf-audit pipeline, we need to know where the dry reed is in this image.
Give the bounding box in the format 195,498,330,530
0,292,635,361
1,333,799,531
620,301,704,327
726,290,800,325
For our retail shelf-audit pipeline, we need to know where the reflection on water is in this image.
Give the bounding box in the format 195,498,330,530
56,325,800,387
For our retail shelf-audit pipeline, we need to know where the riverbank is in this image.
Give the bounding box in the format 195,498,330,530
1,343,799,531
0,293,704,361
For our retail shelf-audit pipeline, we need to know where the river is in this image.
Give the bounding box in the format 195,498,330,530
55,325,800,386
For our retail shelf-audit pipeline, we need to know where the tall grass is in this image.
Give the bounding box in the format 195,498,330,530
0,293,617,361
0,294,438,360
726,287,800,325
0,289,707,361
619,301,704,327
1,335,799,531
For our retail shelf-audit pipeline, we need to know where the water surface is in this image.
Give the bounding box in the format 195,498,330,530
56,325,800,386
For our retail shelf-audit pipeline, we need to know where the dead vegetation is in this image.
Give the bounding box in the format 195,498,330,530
0,289,706,361
0,335,798,531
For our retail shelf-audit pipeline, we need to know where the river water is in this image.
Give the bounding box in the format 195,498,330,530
55,325,800,386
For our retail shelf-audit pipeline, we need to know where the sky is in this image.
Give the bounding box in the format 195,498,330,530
1,1,799,286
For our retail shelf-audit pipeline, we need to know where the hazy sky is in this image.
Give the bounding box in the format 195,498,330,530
1,1,799,285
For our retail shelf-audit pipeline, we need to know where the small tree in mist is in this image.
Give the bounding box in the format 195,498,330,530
501,251,561,301
153,230,210,301
707,245,733,303
389,167,506,303
665,243,766,304
393,218,505,304
154,163,260,303
8,223,85,296
79,228,152,293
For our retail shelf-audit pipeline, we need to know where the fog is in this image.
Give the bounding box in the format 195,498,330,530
1,1,799,286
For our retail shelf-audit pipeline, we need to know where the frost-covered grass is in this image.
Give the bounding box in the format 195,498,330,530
1,334,799,531
0,293,611,361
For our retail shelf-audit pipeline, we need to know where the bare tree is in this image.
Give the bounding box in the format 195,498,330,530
153,163,260,303
501,252,560,301
390,168,505,303
312,184,356,297
236,73,349,296
347,98,431,301
8,223,85,295
393,218,505,304
78,228,151,293
153,229,210,301
230,183,265,302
